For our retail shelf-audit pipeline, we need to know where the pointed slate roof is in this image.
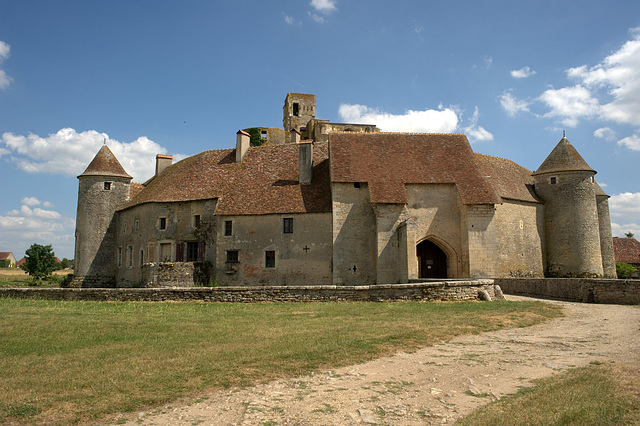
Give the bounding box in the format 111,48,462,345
78,145,132,179
533,137,595,176
594,181,609,198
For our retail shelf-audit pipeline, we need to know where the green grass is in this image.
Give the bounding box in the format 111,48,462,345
0,269,70,288
459,363,640,425
0,298,561,424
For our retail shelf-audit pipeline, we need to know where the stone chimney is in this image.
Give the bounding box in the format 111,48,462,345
236,130,250,163
298,141,313,185
155,154,173,176
291,128,301,144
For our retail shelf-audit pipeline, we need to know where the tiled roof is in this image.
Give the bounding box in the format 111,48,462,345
79,145,133,179
594,181,609,197
613,237,640,264
0,252,14,261
533,137,595,176
474,153,540,203
329,133,501,205
123,143,331,215
129,182,145,200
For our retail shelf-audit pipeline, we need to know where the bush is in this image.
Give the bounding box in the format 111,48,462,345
616,262,637,279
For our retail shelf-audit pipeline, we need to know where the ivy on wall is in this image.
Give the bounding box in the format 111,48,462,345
245,127,264,146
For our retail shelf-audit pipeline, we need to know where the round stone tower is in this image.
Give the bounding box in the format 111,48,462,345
74,145,132,287
594,181,617,278
533,136,604,277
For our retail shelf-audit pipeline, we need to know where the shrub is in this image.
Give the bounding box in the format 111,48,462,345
616,262,637,279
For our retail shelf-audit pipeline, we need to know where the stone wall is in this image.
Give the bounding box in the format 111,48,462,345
496,278,640,305
0,280,503,303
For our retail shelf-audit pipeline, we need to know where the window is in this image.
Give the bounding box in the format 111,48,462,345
293,102,299,117
354,182,361,189
550,176,557,185
226,250,239,263
134,220,139,232
160,243,171,262
283,217,293,234
224,220,233,236
127,245,133,268
186,242,199,262
139,249,144,266
261,130,267,139
159,217,167,230
193,215,201,227
117,247,122,268
123,224,127,234
265,250,275,268
104,182,112,190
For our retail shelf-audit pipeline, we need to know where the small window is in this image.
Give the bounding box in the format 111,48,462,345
117,247,122,268
261,130,267,139
134,220,139,232
550,176,557,185
123,224,127,234
104,182,112,190
159,217,167,230
193,215,201,227
139,249,144,266
590,176,595,183
186,242,199,262
265,250,275,268
283,217,293,234
354,182,361,189
224,220,233,236
293,102,299,117
127,245,133,268
226,250,239,263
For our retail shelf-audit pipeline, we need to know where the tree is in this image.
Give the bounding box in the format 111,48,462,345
23,243,57,283
616,262,637,279
625,232,635,238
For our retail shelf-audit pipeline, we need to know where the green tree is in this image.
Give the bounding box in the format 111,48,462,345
616,262,637,279
24,244,57,283
625,232,634,238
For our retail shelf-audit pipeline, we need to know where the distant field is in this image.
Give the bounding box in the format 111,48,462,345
0,298,561,424
0,268,72,287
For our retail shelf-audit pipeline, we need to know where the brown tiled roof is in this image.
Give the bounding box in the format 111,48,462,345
0,252,14,261
594,181,609,197
329,133,500,205
533,137,595,176
16,257,26,267
129,182,145,200
613,237,640,264
79,145,132,179
474,153,540,203
123,143,331,215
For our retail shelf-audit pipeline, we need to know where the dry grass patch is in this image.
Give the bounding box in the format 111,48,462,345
0,298,561,424
0,268,72,288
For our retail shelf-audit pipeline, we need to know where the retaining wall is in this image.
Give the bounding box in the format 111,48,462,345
0,280,501,303
496,278,640,305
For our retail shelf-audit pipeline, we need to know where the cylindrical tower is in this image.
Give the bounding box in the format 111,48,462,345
74,145,132,287
533,136,604,277
595,182,617,278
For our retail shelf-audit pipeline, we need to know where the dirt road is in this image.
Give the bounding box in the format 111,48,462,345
120,296,640,425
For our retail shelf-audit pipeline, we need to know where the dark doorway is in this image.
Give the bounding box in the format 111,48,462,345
416,240,447,278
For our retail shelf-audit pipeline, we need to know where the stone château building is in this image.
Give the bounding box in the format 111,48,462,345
73,93,617,287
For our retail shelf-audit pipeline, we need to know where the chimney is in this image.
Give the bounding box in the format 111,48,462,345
155,154,173,176
298,141,313,185
291,128,301,144
236,130,250,163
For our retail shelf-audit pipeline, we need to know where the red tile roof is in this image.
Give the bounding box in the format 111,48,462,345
79,145,132,179
613,237,640,264
0,252,14,261
474,153,540,203
533,137,595,176
123,143,331,215
329,133,501,205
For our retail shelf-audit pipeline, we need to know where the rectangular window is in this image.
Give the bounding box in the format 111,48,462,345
139,249,144,266
265,250,275,268
134,220,139,232
193,215,201,227
159,217,167,230
127,245,133,268
160,243,171,262
104,182,112,190
224,220,233,236
550,176,557,185
226,250,239,263
186,242,199,262
293,102,299,117
283,217,293,234
117,247,122,268
261,130,267,139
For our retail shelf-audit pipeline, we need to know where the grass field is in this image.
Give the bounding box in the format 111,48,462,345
0,298,561,424
0,268,72,288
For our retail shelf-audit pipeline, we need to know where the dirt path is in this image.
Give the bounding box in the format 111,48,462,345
120,296,640,425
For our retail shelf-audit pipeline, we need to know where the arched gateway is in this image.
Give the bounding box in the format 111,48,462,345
416,240,448,278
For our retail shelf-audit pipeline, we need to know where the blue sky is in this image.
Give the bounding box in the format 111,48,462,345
1,0,640,260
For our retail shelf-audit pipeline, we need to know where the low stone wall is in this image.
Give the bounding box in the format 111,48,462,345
0,280,502,303
496,278,640,305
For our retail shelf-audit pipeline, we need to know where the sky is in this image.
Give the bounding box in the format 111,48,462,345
1,0,640,260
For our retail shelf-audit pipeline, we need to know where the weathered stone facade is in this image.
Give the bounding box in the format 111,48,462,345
73,93,617,288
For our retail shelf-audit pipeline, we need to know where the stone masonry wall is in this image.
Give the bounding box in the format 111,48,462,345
496,278,640,305
0,281,502,303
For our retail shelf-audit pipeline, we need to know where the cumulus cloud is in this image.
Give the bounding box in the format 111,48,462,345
594,127,616,141
538,85,600,127
284,15,297,25
1,128,186,182
510,66,536,79
499,91,530,117
617,134,640,150
310,0,337,13
1,197,74,259
609,192,640,238
463,107,494,142
0,40,12,89
338,103,459,133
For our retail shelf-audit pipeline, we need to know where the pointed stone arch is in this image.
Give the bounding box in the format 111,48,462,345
416,236,459,279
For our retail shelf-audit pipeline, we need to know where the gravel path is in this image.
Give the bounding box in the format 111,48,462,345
119,296,640,425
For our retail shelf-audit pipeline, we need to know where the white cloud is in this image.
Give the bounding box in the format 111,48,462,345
0,41,11,89
611,222,640,238
0,41,9,61
593,127,616,141
538,85,600,127
609,192,640,238
284,15,296,25
21,196,41,207
463,107,494,142
0,69,11,89
510,66,536,79
617,134,640,151
308,12,325,23
499,91,530,117
338,103,459,133
1,128,185,182
42,201,54,208
310,0,336,13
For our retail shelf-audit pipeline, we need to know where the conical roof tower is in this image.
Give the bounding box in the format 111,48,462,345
79,145,132,178
533,135,595,176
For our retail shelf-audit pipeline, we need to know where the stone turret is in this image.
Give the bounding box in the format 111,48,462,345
594,181,617,277
74,145,132,287
533,136,603,277
283,93,316,137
